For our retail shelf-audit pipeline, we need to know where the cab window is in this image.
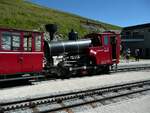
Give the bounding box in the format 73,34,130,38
1,32,20,51
110,36,116,45
104,35,109,45
35,34,41,51
91,36,102,47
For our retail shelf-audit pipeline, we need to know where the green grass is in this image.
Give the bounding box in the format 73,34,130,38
0,0,121,38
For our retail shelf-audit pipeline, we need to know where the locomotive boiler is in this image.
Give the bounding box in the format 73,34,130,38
45,39,91,57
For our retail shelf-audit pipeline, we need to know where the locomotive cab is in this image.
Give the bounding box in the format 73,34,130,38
84,32,120,73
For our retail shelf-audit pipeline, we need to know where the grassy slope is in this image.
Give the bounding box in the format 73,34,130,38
0,0,121,38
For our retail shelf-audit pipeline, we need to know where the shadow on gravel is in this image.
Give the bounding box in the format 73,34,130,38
46,72,111,81
0,72,111,88
0,80,32,88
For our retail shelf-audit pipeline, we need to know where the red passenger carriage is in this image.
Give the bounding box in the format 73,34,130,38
0,28,44,77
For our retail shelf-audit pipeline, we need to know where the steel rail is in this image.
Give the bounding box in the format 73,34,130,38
116,64,150,72
1,79,150,106
36,87,150,113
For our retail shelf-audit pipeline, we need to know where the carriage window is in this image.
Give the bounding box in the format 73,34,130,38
24,36,32,51
110,36,116,45
104,35,109,45
12,34,20,50
1,32,11,50
35,35,41,51
1,32,20,51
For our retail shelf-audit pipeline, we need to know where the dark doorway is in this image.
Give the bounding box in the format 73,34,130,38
145,48,149,58
111,36,116,59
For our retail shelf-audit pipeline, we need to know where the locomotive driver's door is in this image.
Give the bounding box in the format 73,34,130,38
110,36,117,60
102,35,110,64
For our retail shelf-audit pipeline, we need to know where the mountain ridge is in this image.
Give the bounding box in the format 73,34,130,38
0,0,121,38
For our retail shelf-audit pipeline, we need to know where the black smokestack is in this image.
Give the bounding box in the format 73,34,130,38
45,24,57,41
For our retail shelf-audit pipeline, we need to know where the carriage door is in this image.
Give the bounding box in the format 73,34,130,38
22,32,34,73
32,33,43,72
22,32,43,73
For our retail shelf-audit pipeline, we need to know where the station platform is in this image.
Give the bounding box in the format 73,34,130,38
119,59,150,66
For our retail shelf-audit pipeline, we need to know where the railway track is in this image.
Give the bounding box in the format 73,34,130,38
116,63,150,72
1,80,150,113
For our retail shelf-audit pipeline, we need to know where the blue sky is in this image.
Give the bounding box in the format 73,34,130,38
30,0,150,27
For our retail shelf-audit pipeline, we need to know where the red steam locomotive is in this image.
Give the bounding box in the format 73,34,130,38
0,24,120,81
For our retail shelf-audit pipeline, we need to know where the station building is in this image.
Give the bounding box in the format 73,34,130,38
121,23,150,58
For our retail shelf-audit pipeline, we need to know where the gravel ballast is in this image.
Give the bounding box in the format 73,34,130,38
0,70,150,103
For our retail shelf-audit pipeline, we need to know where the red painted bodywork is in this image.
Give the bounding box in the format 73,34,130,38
0,27,120,76
0,28,44,75
85,32,120,65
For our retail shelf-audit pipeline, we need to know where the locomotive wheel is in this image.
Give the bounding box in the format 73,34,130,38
103,65,110,74
61,69,71,79
55,67,70,79
55,68,62,78
91,65,110,75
